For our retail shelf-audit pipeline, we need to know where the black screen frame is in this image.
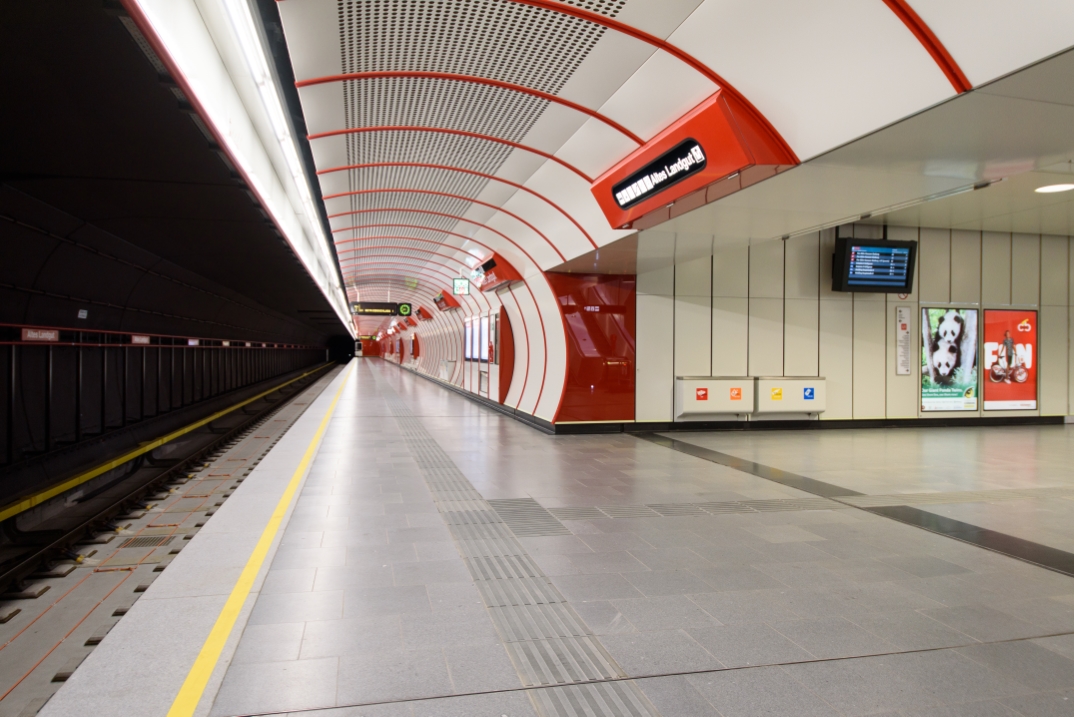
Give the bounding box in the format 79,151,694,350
832,237,917,293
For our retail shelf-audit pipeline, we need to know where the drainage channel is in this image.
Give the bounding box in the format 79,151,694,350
0,367,340,717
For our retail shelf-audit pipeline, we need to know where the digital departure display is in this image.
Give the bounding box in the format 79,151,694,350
612,139,706,209
832,237,917,294
847,245,911,288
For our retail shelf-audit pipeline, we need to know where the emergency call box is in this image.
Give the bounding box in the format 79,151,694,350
675,377,755,420
754,377,826,414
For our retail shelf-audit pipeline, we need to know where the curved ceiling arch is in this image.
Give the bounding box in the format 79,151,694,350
334,230,494,257
319,162,596,247
323,188,578,260
297,71,644,145
328,207,554,269
335,237,486,262
307,126,593,182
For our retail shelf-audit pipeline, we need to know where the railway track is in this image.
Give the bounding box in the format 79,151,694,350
0,363,340,716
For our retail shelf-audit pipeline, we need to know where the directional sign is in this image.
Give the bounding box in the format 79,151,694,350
350,302,412,316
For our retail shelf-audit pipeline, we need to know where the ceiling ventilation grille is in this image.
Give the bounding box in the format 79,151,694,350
337,0,621,94
343,165,489,201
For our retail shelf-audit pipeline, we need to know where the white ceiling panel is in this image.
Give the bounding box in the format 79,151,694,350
615,0,708,39
522,161,631,246
276,0,341,80
669,0,955,160
596,49,717,141
295,84,346,135
555,32,656,109
515,103,589,156
912,0,1074,87
554,117,639,180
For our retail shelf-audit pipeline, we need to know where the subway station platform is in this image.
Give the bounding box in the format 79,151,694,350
41,360,1074,717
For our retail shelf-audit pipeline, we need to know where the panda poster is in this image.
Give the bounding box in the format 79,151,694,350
983,309,1037,410
921,308,978,411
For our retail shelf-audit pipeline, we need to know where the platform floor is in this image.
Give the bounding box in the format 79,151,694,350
43,360,1074,717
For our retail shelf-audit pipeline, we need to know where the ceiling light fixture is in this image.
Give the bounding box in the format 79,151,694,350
1035,184,1074,194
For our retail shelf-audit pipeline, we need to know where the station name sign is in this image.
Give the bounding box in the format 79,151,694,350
612,139,706,209
350,302,412,316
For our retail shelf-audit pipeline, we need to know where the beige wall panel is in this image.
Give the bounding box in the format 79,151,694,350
889,226,920,301
711,298,749,376
748,297,784,376
638,264,673,296
1011,233,1041,306
712,244,749,298
1041,235,1069,306
886,298,919,418
675,294,711,376
853,296,887,418
676,255,711,297
852,224,883,240
1040,305,1069,416
749,239,785,299
981,231,1012,305
784,298,819,376
635,293,674,421
918,227,951,303
785,234,820,299
819,229,849,301
950,230,982,304
819,298,854,419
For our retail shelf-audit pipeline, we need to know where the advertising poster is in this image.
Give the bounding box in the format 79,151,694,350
983,309,1038,410
921,308,978,411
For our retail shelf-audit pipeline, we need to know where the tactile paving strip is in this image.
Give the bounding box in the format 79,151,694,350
378,389,660,717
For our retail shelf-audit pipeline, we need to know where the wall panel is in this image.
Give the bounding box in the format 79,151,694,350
636,292,674,421
950,230,982,304
712,298,749,376
853,295,887,418
982,231,1012,305
919,228,951,303
1041,305,1069,416
1012,233,1041,305
819,298,854,419
784,299,819,376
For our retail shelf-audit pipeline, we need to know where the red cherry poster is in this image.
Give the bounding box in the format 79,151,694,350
983,310,1037,410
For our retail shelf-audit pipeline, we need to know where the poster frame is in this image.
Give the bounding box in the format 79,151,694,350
982,308,1039,411
920,306,979,413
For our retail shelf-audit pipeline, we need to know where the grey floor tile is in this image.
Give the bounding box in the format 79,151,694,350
400,608,501,648
921,605,1046,642
313,565,395,591
611,595,722,632
624,570,714,597
570,600,637,635
753,561,851,590
344,543,420,567
599,629,723,677
249,590,344,625
783,649,1033,716
568,550,650,574
686,665,840,717
299,615,404,658
627,548,715,572
231,622,306,665
343,585,431,618
635,675,722,717
690,566,786,592
1001,689,1074,717
210,657,338,716
271,546,348,570
688,622,814,667
689,589,802,624
957,641,1074,691
551,573,645,601
261,568,316,594
849,610,976,650
768,616,895,659
336,648,453,705
878,555,973,578
410,690,538,717
392,559,472,586
386,526,454,544
443,643,520,693
516,535,594,555
578,533,655,553
995,597,1074,633
1035,634,1074,661
899,702,1020,717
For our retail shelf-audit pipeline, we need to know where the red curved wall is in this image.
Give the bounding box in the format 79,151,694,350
546,273,636,422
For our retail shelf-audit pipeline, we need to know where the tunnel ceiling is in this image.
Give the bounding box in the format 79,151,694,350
0,0,348,343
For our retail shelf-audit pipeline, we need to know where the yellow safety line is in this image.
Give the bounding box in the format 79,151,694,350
166,363,353,717
0,363,335,524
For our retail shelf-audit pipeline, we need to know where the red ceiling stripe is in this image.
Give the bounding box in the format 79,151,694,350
307,126,592,182
333,227,494,254
318,162,596,247
325,208,543,270
334,237,485,260
499,0,796,162
881,0,971,93
297,71,643,145
322,188,573,259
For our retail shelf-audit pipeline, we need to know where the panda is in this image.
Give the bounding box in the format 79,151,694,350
936,310,964,343
930,338,961,385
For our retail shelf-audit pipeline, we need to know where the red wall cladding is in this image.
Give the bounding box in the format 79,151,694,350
546,273,636,422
